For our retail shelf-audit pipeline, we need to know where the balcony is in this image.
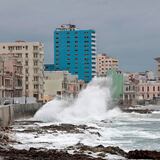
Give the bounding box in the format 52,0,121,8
14,86,23,90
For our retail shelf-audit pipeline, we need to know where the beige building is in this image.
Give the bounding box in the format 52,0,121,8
43,71,85,102
96,54,118,76
0,41,44,100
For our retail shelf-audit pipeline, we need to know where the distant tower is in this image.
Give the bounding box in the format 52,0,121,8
155,57,160,81
54,24,96,83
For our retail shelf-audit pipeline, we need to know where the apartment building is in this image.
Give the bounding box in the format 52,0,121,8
155,57,160,81
0,53,23,98
0,41,44,100
54,24,96,83
96,54,118,77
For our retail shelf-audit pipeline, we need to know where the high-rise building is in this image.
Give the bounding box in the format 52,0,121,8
54,24,96,83
96,54,118,77
0,41,44,100
155,57,160,81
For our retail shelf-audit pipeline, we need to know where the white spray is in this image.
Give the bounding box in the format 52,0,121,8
34,77,120,123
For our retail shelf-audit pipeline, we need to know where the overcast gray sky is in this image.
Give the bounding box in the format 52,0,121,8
0,0,160,72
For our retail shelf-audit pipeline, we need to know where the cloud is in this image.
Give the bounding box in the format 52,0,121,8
0,0,160,72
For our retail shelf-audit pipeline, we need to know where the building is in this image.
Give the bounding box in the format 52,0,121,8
137,81,160,100
0,41,44,100
44,64,55,71
155,57,160,81
123,71,160,105
43,71,85,102
123,82,137,106
0,53,23,98
96,54,118,77
107,69,123,102
54,24,96,83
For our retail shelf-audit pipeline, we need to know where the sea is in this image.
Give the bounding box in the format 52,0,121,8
10,77,160,158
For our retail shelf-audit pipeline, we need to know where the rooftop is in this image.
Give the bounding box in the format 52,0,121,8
56,24,78,31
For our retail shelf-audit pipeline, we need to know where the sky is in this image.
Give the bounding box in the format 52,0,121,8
0,0,160,72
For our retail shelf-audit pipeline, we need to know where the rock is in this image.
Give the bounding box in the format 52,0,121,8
0,147,105,160
127,150,160,159
75,144,127,157
97,153,106,157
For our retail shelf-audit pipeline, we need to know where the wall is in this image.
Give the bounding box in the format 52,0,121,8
13,103,42,120
0,105,14,127
0,103,42,127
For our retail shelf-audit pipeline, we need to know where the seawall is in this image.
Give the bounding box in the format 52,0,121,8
0,103,42,127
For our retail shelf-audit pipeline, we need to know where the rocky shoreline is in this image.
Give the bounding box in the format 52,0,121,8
0,143,160,160
1,120,160,159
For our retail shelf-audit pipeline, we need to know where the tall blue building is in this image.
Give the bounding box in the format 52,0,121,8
54,24,96,83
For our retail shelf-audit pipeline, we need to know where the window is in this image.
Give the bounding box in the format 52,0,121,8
34,84,38,89
17,53,22,58
25,61,28,66
34,53,38,58
34,68,38,74
3,46,5,49
153,86,155,91
26,84,28,89
25,53,28,58
25,69,28,74
26,76,28,81
34,60,38,66
142,87,144,91
34,76,38,81
33,46,38,50
147,86,149,92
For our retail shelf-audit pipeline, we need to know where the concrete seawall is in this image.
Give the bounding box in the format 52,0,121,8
0,103,42,127
0,105,14,127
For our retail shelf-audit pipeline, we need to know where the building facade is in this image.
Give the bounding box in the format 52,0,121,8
96,54,118,77
0,53,23,98
54,24,96,83
137,81,160,100
155,57,160,81
0,41,44,100
43,71,85,102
